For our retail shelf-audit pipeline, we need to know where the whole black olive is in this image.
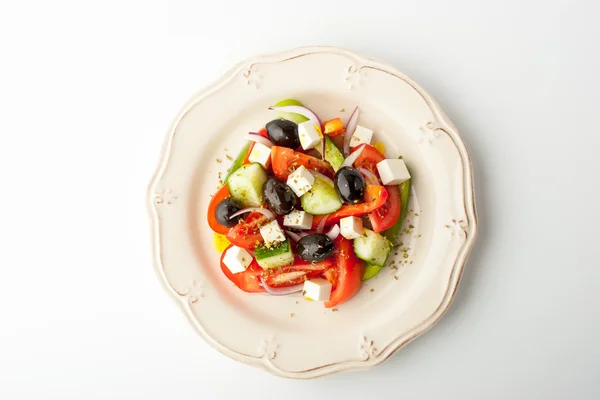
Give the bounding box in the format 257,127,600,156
266,119,300,149
334,167,365,204
215,198,243,227
296,234,335,262
263,178,297,215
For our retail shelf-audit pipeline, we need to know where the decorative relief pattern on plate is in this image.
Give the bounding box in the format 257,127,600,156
154,188,178,205
344,65,364,90
259,337,278,360
242,65,261,89
359,336,378,360
418,121,441,144
180,279,205,304
445,219,468,238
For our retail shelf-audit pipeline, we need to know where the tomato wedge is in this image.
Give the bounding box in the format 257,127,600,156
226,212,267,249
325,237,365,308
220,246,265,293
351,144,401,232
271,146,334,181
243,127,269,165
261,257,332,287
207,185,232,235
352,144,384,171
369,183,401,232
311,185,388,228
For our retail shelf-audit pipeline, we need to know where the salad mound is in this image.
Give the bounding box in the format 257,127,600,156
207,99,411,308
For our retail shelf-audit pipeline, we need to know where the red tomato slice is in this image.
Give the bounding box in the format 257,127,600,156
243,128,269,164
324,237,365,308
369,183,401,232
352,144,385,172
351,144,401,232
226,212,267,249
207,185,232,235
220,246,265,293
260,257,332,287
271,146,334,181
311,185,388,228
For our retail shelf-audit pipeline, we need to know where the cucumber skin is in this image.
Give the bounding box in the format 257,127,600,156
324,136,344,171
224,141,251,182
226,163,268,207
254,240,294,269
362,264,383,281
274,99,309,124
353,229,391,267
300,177,342,215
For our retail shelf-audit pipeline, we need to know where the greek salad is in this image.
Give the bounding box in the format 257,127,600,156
207,99,411,308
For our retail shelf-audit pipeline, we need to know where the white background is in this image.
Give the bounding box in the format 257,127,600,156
1,0,599,398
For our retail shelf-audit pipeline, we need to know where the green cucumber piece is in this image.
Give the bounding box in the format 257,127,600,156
323,136,344,171
300,176,342,215
362,264,383,281
226,163,268,207
224,141,251,182
383,161,411,245
254,240,294,269
274,99,309,124
353,229,391,267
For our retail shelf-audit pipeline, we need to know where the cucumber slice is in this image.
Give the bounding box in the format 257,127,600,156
323,136,344,171
300,176,342,215
353,229,391,267
254,240,295,269
274,99,309,124
362,264,383,281
224,141,251,182
226,163,268,207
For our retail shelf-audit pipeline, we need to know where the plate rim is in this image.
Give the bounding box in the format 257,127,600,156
147,46,478,379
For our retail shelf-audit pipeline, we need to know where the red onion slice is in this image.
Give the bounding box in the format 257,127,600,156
269,105,322,127
246,132,273,148
316,215,328,233
339,144,366,169
325,224,340,240
229,207,275,220
358,167,380,185
285,230,303,242
343,107,359,156
260,278,304,296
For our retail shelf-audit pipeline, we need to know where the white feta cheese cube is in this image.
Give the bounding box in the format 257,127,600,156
283,210,313,230
248,142,271,169
303,278,333,302
376,159,411,185
286,165,315,197
259,219,286,247
222,246,253,274
298,121,323,150
349,125,373,148
340,216,363,239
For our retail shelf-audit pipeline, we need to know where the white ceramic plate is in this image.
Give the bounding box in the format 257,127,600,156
147,47,477,379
